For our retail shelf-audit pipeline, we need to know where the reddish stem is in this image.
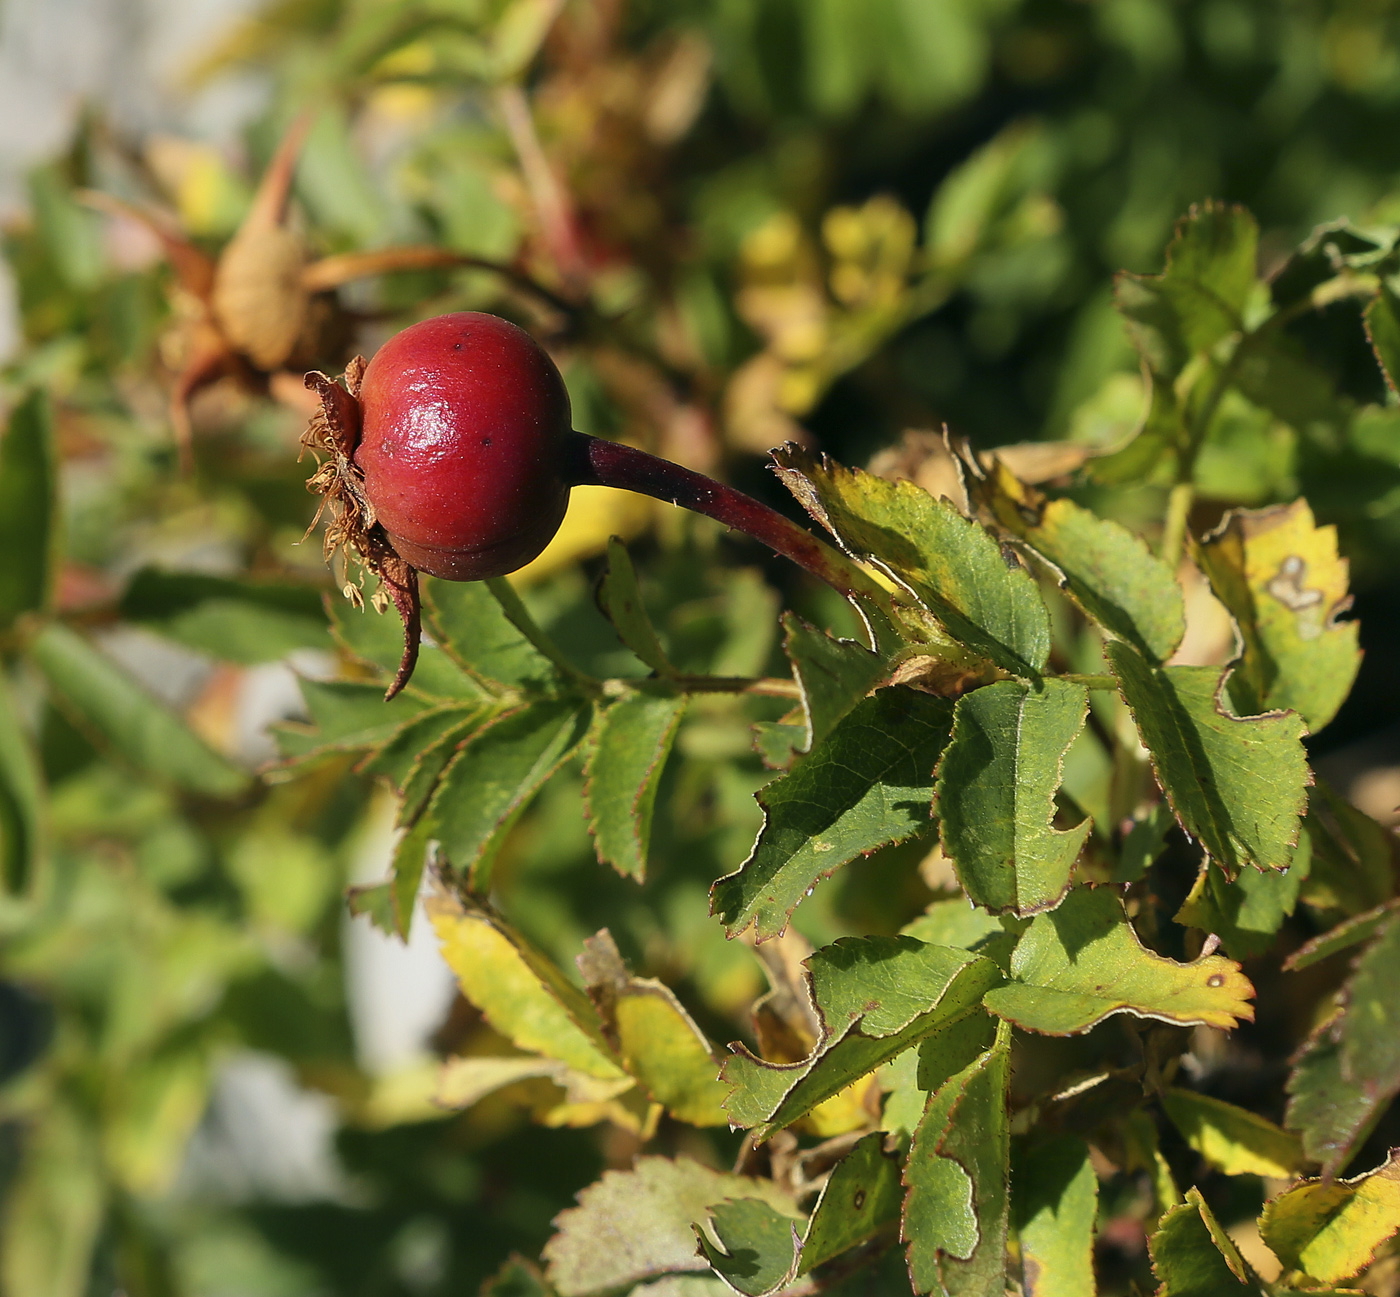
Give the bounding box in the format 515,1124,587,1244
564,433,890,605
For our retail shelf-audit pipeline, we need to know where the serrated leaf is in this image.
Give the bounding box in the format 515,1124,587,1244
799,1131,903,1274
426,891,623,1081
1175,857,1306,959
935,679,1091,916
358,706,480,792
711,688,953,941
983,886,1254,1035
1149,1187,1261,1295
481,1254,556,1297
0,672,44,898
1260,1150,1400,1285
329,595,484,701
1194,500,1360,732
1364,283,1400,395
973,460,1185,662
0,390,56,630
584,693,685,880
347,816,431,941
30,624,249,799
423,577,560,691
1116,202,1258,380
1284,899,1400,971
696,1199,800,1297
722,935,1001,1138
779,613,888,753
1012,1135,1098,1297
542,1157,796,1297
772,446,1051,676
1108,642,1309,878
599,538,674,675
1161,1088,1302,1178
904,1022,1012,1296
120,568,326,664
578,931,728,1126
396,715,483,828
427,697,591,886
1286,913,1400,1174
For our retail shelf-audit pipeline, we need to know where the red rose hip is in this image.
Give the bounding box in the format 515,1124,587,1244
354,312,572,579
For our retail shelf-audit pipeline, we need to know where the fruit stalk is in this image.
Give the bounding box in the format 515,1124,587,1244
564,432,891,604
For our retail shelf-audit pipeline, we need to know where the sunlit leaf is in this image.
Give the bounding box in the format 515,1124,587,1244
1175,857,1306,959
423,577,560,692
1012,1135,1098,1297
1161,1088,1302,1179
1261,1150,1400,1284
1148,1187,1261,1295
935,679,1091,915
329,594,485,701
711,687,953,941
1108,642,1309,877
695,1198,799,1297
797,1131,903,1274
1194,500,1360,731
983,886,1254,1035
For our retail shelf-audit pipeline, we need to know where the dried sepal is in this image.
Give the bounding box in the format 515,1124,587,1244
301,359,421,699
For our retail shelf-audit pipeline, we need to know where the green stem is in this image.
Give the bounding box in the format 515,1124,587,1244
1051,672,1118,691
1159,482,1194,570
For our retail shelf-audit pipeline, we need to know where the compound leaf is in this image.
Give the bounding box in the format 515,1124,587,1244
711,688,953,941
1108,642,1309,877
983,887,1255,1035
423,577,560,691
1194,500,1360,732
772,446,1051,677
935,679,1091,915
583,693,685,881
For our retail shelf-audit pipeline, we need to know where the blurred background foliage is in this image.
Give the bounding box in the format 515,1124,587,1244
2,0,1400,1293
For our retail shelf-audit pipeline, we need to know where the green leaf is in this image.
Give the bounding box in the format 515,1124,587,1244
599,538,674,675
1118,802,1175,883
772,446,1051,676
0,390,56,630
0,1102,105,1297
1175,857,1307,959
798,1131,903,1274
711,687,953,941
583,693,685,880
1300,782,1398,917
1148,1187,1261,1295
1286,914,1400,1174
1364,283,1400,395
0,671,45,899
274,679,430,762
983,886,1255,1035
696,1199,799,1297
1116,202,1258,380
423,578,560,691
935,679,1091,915
427,697,592,886
1161,1088,1303,1178
1284,898,1400,971
1194,500,1360,732
541,1157,795,1297
30,624,249,799
578,930,728,1126
426,891,624,1081
348,818,433,941
358,706,480,793
972,459,1185,662
1260,1150,1400,1285
904,1022,1012,1296
1107,642,1309,877
481,1254,556,1297
329,595,485,701
722,935,1001,1138
120,568,326,664
1012,1135,1098,1297
779,613,888,753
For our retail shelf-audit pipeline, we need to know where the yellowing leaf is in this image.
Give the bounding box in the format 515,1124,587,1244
427,892,623,1081
1260,1151,1400,1284
510,486,651,585
1149,1187,1261,1295
1195,500,1360,732
983,887,1254,1035
1161,1089,1303,1179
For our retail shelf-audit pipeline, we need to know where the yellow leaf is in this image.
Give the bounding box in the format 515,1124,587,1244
1161,1088,1303,1179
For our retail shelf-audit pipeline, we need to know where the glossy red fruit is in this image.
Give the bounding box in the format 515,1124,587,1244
355,312,572,580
